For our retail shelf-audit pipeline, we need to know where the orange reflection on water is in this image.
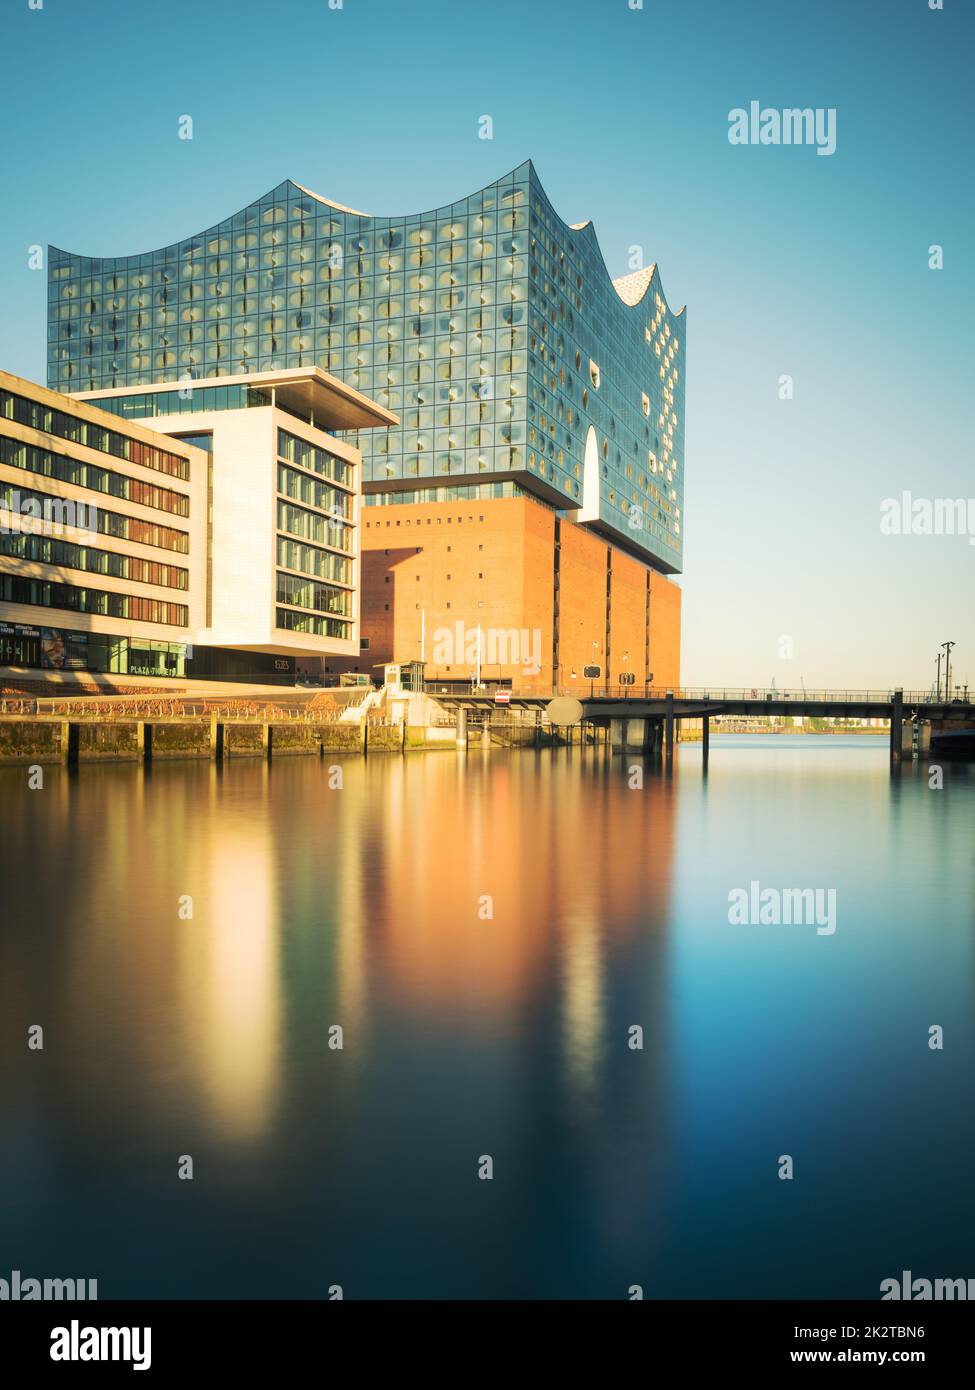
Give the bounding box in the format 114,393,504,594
349,751,677,1025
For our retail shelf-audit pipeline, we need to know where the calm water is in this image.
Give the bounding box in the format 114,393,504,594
1,736,973,1299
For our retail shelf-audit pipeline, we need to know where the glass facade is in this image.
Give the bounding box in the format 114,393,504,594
274,427,355,640
0,621,187,677
0,531,188,589
86,384,272,421
1,435,190,517
0,573,188,626
48,161,684,571
0,479,188,553
2,386,189,479
364,479,540,507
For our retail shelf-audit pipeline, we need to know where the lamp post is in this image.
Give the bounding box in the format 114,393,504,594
936,651,942,701
941,641,956,701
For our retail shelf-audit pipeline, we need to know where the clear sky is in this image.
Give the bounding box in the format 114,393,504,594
1,0,971,690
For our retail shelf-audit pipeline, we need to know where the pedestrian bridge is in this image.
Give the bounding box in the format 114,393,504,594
432,687,975,760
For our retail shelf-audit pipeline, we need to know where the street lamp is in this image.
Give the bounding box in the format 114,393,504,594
941,641,956,701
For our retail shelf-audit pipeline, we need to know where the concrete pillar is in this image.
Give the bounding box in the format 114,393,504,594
60,720,80,766
702,715,709,765
610,718,623,753
262,723,273,759
137,721,153,763
665,692,675,760
481,713,492,750
210,714,225,761
918,721,931,754
889,689,903,762
535,710,542,748
455,706,468,752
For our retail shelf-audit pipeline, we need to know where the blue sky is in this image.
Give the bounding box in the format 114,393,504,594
2,0,971,688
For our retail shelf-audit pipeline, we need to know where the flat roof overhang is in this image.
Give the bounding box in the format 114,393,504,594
580,514,682,575
76,367,398,432
362,467,579,511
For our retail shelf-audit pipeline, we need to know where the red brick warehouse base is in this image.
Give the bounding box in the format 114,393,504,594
326,493,681,692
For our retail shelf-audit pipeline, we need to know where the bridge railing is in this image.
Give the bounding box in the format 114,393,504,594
589,686,938,704
435,685,962,706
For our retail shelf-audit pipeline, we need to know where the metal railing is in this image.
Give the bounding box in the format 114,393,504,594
0,697,38,716
5,686,971,720
589,686,935,704
438,685,971,706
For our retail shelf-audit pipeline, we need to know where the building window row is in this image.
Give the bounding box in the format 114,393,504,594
276,536,351,586
0,574,188,626
276,463,352,518
364,480,529,507
51,257,528,313
276,500,353,553
0,481,189,555
0,532,189,590
88,385,271,421
0,621,187,678
0,437,190,518
275,607,350,640
277,429,353,489
275,572,353,617
0,387,189,480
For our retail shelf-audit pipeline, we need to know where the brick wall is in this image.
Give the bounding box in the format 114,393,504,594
649,570,682,689
328,496,681,695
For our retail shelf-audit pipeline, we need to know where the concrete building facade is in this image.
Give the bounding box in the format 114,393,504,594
1,368,204,680
77,368,396,671
1,367,394,684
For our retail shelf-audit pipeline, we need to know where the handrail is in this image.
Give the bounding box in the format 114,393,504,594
434,685,970,706
6,686,971,718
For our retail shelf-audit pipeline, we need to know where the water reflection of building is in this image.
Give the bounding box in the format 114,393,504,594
0,763,284,1149
191,766,282,1140
355,754,676,1014
349,751,680,1288
0,752,680,1293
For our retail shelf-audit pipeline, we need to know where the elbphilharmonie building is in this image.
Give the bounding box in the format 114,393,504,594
48,162,684,572
44,163,685,689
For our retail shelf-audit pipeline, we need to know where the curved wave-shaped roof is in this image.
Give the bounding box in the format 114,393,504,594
533,170,684,319
49,160,684,321
611,266,658,307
